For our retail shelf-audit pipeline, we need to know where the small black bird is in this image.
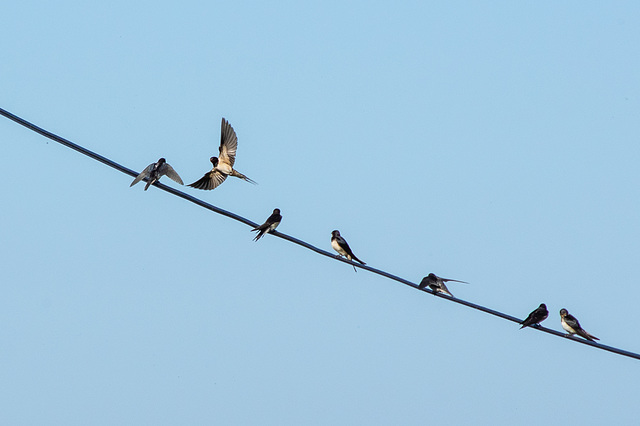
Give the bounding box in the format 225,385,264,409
560,308,599,341
418,273,468,297
188,118,256,190
130,158,183,191
331,230,365,271
251,208,282,241
519,303,549,329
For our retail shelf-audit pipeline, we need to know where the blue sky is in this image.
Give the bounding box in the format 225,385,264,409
1,1,639,424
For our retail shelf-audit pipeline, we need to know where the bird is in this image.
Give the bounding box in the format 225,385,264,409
418,273,468,297
559,308,599,341
331,230,365,271
130,158,183,191
519,303,549,329
188,118,256,190
251,208,282,241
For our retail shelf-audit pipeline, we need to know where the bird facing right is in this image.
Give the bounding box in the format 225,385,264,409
519,303,549,329
251,208,282,241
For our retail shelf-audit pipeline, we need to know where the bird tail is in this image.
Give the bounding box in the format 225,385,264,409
351,255,365,265
251,223,267,241
232,170,257,184
581,330,599,341
144,179,152,191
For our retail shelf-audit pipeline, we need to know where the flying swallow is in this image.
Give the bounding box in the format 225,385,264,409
559,308,599,341
418,273,468,297
331,230,365,271
519,303,549,329
130,158,183,191
251,208,282,241
188,118,256,190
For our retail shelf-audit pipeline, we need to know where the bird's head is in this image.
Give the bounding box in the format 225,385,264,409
273,208,281,214
210,157,219,166
559,308,568,317
158,157,166,164
540,303,547,310
331,230,340,237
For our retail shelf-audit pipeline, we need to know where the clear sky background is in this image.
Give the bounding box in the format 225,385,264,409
1,1,639,424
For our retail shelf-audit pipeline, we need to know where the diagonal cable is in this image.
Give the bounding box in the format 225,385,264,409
1,106,637,361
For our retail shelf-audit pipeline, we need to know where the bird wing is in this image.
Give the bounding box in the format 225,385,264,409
159,163,184,185
337,238,353,256
566,315,598,340
521,311,536,326
564,314,582,331
218,118,238,167
267,213,282,225
130,163,154,187
252,219,270,232
341,239,365,264
536,307,549,321
418,277,430,289
188,170,227,190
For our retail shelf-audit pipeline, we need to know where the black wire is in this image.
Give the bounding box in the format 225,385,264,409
2,106,638,361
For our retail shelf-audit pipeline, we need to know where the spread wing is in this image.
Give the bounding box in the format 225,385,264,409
130,163,154,187
159,163,183,185
442,278,469,284
188,170,227,190
218,118,238,167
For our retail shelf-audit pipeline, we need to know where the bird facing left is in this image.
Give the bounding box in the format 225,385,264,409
188,118,256,190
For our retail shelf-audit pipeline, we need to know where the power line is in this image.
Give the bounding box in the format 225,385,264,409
2,106,638,361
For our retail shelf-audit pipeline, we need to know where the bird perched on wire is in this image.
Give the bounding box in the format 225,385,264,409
130,158,183,191
188,118,256,190
559,308,599,341
519,303,549,329
251,208,282,241
418,273,468,297
331,230,365,271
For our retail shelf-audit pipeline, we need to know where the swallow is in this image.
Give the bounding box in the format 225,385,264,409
130,158,183,190
331,230,365,271
418,273,468,297
188,118,256,190
559,308,599,341
251,208,282,241
519,303,549,329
